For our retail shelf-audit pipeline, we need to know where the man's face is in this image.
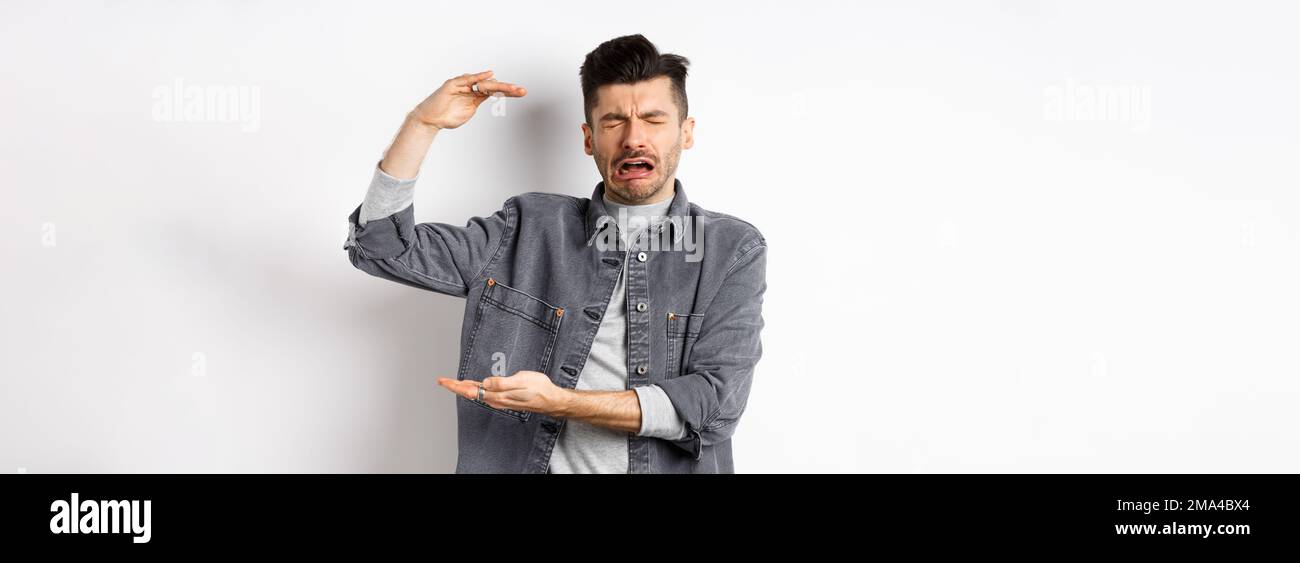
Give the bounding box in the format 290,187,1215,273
583,76,694,205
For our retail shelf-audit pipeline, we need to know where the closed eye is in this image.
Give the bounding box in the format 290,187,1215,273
597,110,671,129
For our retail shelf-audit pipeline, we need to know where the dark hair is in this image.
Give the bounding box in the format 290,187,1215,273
579,34,690,125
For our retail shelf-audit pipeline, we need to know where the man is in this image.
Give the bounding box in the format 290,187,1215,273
344,34,766,473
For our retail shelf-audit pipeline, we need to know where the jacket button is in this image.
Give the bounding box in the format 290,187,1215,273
637,252,647,262
636,365,647,375
636,302,647,312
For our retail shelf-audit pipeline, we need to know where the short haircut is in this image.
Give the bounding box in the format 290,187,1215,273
579,34,690,125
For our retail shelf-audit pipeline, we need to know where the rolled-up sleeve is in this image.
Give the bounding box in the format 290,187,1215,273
344,165,515,298
634,384,690,440
359,164,418,226
655,238,767,460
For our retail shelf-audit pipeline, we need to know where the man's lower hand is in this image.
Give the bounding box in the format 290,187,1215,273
436,370,570,417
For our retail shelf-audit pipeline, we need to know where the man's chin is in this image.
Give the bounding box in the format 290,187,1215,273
607,177,664,203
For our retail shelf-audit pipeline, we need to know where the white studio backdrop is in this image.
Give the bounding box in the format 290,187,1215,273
2,1,1298,473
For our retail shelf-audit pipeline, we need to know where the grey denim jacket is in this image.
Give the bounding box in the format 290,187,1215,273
343,178,767,473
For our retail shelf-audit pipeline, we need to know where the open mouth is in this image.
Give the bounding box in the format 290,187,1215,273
613,157,656,182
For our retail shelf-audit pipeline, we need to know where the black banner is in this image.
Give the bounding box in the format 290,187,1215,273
0,474,1291,552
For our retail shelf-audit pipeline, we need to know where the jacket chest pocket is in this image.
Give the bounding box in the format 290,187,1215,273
665,312,705,380
459,277,565,421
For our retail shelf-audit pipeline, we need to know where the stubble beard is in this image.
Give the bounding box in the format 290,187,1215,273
599,134,682,205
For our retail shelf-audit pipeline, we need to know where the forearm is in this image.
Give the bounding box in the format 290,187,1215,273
379,112,441,180
556,389,642,435
358,113,440,227
370,70,523,186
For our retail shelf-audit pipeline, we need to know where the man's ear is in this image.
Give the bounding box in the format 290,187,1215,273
581,122,594,156
682,116,695,150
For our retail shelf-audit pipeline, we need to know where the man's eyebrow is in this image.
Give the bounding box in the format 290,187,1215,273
598,109,671,122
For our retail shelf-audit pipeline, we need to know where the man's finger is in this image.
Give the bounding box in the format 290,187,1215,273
436,377,468,393
473,80,527,98
482,375,525,391
436,377,528,412
449,70,494,86
436,378,516,405
436,378,481,400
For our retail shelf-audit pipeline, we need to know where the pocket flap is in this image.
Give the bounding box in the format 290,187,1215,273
483,278,563,329
668,312,706,336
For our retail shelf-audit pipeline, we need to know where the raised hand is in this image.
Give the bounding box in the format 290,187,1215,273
411,70,528,130
378,70,528,179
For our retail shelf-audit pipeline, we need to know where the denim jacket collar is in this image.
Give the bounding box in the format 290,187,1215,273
584,178,690,247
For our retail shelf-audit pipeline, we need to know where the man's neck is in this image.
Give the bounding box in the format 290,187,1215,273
603,180,674,247
603,190,673,215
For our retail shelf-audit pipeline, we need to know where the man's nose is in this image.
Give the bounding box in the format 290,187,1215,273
622,119,649,151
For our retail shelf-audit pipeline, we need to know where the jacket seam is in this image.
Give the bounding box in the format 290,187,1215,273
692,206,764,237
721,240,767,281
394,245,463,289
469,197,517,286
703,414,740,433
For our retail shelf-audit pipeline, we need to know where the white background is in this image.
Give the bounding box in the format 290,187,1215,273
2,1,1298,473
